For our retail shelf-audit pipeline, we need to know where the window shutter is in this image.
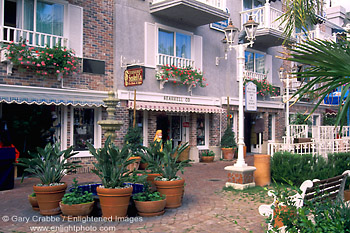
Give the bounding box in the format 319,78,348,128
68,4,83,58
193,35,202,70
265,54,272,82
144,22,156,68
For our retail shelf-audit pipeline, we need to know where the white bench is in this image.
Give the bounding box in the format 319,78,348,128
259,170,350,232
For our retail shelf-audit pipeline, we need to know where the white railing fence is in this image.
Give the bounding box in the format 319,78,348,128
0,26,68,49
312,126,350,140
157,54,195,68
290,124,308,139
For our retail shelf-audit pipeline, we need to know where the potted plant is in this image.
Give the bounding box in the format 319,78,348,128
220,123,237,160
87,137,136,220
133,190,166,217
17,142,80,216
28,192,39,211
140,140,164,192
124,126,144,171
60,178,94,217
153,140,191,208
201,151,215,162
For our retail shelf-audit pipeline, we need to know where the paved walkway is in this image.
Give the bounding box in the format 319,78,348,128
0,156,269,233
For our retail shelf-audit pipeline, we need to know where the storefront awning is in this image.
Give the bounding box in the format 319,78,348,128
0,85,107,107
128,101,224,113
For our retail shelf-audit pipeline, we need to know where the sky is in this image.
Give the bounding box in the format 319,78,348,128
331,0,350,11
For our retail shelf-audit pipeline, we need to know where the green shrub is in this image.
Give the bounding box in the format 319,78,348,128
221,123,237,148
132,191,165,202
61,178,93,205
202,151,215,157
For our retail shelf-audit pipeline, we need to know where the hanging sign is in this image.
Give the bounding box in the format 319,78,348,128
182,122,190,128
124,66,144,87
245,81,257,111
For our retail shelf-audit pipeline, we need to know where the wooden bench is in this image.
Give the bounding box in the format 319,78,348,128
259,170,350,232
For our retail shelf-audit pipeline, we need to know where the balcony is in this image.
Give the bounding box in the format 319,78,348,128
295,25,336,44
157,53,195,68
243,70,266,82
0,26,68,48
150,0,229,27
240,4,296,47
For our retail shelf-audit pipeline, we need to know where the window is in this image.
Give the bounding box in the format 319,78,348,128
158,29,191,59
4,0,64,46
73,108,94,151
268,114,275,141
245,51,265,74
243,0,263,10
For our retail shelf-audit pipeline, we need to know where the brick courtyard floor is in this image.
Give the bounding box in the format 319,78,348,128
0,155,271,233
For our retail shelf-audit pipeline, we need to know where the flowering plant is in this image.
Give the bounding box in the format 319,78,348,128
4,39,78,77
244,77,280,97
156,65,207,88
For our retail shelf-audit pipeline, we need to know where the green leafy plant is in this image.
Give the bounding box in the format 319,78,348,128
132,191,165,202
4,38,78,77
156,65,207,88
220,123,237,148
17,142,80,185
124,126,144,156
29,192,36,197
155,140,192,181
87,136,136,189
139,140,164,174
244,78,280,97
202,151,215,157
61,178,93,205
290,112,311,125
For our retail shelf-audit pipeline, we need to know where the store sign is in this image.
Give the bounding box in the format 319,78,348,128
245,82,257,111
182,122,190,128
124,67,144,87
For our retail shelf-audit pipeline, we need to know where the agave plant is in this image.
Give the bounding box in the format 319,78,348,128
157,140,192,180
87,137,136,189
139,140,164,174
17,142,80,185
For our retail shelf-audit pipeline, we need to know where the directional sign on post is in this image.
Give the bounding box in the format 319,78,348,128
245,81,257,111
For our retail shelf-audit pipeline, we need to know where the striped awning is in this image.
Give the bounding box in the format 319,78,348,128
128,101,224,113
0,84,107,107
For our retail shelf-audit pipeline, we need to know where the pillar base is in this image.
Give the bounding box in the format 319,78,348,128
224,165,256,190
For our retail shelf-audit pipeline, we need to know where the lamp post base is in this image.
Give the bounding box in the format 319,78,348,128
224,166,256,190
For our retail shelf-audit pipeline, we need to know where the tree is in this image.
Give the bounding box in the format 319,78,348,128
279,0,350,128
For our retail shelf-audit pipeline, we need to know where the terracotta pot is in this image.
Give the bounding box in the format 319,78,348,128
97,186,133,220
254,154,271,187
146,173,161,192
273,205,295,229
28,195,39,211
33,183,67,216
345,190,350,202
201,156,214,162
139,162,148,170
127,156,141,172
134,199,166,217
60,201,94,217
221,148,234,160
154,178,185,209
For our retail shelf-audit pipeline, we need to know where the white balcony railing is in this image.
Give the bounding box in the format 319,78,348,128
240,4,286,33
157,54,194,68
151,0,226,10
243,70,266,82
296,27,336,44
0,26,68,48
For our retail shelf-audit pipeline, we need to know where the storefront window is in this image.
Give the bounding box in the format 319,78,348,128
73,108,94,151
197,114,205,146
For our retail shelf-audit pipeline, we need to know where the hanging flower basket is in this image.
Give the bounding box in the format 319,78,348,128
2,38,78,78
156,65,207,89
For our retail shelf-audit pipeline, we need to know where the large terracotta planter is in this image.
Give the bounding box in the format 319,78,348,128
146,173,161,192
33,183,67,216
201,156,214,163
139,162,148,170
127,156,141,172
345,190,350,202
28,195,39,211
221,148,234,160
273,205,295,229
134,199,166,217
254,154,271,187
97,186,133,220
60,201,94,217
154,178,185,209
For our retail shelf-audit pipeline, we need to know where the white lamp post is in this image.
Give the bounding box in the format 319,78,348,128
224,16,259,168
223,16,259,189
279,67,290,151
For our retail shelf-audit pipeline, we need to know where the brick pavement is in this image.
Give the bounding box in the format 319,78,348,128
0,156,268,233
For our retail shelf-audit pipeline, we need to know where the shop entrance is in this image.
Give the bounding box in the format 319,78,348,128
244,112,264,153
156,114,187,148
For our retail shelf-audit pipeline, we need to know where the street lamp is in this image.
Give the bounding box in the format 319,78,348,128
279,67,290,151
224,16,259,168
